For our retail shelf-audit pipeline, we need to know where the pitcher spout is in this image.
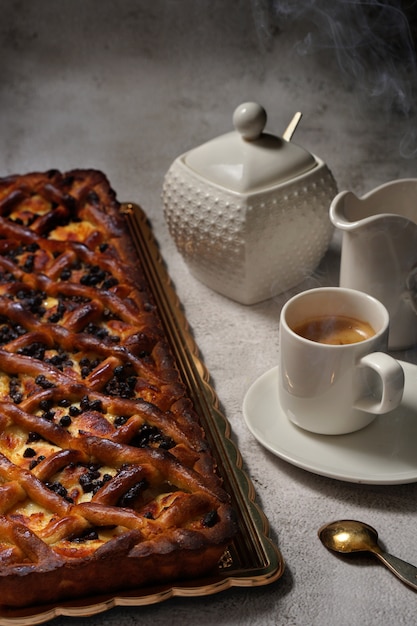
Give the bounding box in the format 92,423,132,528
331,178,417,232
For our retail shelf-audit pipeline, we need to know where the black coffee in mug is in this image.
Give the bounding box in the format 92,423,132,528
293,315,376,345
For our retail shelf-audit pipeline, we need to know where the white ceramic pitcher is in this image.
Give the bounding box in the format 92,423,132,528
330,179,417,350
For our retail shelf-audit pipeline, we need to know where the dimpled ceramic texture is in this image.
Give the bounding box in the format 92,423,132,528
163,157,337,304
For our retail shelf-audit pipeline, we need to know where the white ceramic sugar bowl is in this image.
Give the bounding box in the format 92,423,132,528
163,102,337,304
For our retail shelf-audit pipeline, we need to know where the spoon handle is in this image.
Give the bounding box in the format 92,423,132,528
376,551,417,590
282,112,302,141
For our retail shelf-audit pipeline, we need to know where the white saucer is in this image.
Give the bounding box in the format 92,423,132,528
242,360,417,484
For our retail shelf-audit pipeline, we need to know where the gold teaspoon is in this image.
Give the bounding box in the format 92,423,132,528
319,519,417,591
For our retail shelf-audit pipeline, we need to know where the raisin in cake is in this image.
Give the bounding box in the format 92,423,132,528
0,169,237,609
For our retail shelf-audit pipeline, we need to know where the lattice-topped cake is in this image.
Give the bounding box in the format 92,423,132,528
0,169,237,609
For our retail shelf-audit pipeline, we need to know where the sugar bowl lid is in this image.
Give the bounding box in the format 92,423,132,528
184,102,316,193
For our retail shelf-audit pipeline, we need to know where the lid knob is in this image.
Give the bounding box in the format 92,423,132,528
233,102,267,140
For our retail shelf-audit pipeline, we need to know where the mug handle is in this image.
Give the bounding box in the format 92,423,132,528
354,352,404,414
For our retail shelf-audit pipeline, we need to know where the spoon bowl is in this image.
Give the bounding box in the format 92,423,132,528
319,520,417,591
319,519,382,555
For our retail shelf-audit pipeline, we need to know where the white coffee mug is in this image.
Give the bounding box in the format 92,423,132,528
279,287,405,435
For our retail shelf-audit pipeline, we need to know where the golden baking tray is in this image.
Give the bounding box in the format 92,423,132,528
0,203,284,626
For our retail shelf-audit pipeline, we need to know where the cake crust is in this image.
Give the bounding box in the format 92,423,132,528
0,169,237,608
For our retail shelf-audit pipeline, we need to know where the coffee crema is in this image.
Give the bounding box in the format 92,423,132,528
293,314,376,345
